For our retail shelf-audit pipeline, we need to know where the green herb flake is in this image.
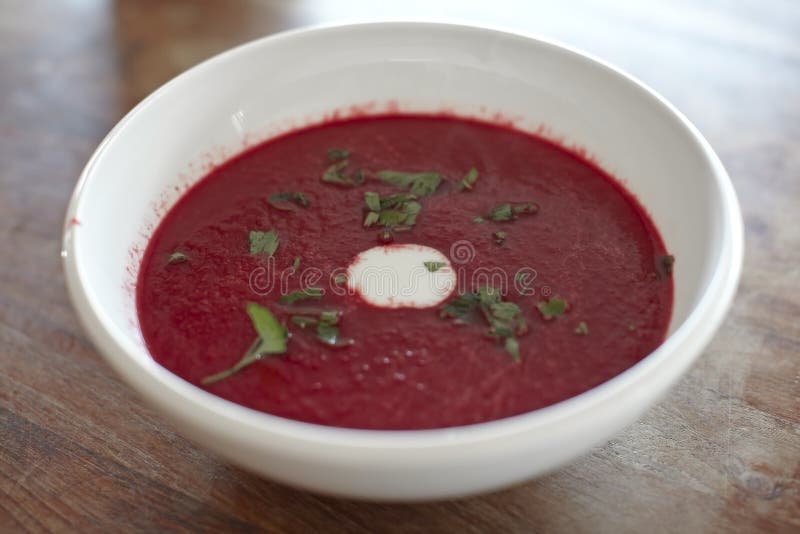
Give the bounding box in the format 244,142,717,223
402,201,421,226
377,209,407,227
249,230,279,257
504,337,521,362
488,203,513,221
459,167,479,191
440,286,527,361
473,216,485,224
494,231,507,246
316,313,353,347
291,256,301,273
364,191,381,212
537,297,567,320
380,193,417,210
377,170,442,196
363,211,380,227
291,315,318,328
202,302,287,384
575,321,589,335
327,148,350,162
268,192,309,211
333,274,348,285
167,252,188,265
279,287,325,305
322,159,364,187
487,202,539,222
424,261,446,273
440,292,481,322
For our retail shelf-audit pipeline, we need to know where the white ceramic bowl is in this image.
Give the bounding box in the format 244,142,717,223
62,22,743,501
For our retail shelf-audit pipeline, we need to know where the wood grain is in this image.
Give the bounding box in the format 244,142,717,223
1,0,798,532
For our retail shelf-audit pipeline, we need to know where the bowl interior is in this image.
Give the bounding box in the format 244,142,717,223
67,22,725,408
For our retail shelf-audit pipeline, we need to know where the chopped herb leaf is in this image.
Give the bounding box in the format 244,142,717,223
504,337,520,362
291,256,301,273
473,216,485,224
279,287,324,304
487,202,539,222
167,252,188,264
380,193,417,210
327,148,350,162
316,315,353,347
291,315,318,328
249,230,279,257
333,274,348,285
489,203,512,221
487,301,527,337
322,159,363,187
268,192,309,211
377,170,442,196
201,303,287,384
363,211,380,227
537,297,567,320
363,192,422,230
459,167,479,191
319,310,340,325
247,302,289,353
364,191,381,212
440,292,481,322
288,308,349,347
424,261,446,272
494,231,507,246
440,286,527,361
378,209,407,226
402,201,421,226
575,321,589,335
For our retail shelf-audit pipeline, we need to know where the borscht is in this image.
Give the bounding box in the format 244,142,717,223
137,114,674,430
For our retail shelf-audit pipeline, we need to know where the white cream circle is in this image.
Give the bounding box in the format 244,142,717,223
347,244,456,308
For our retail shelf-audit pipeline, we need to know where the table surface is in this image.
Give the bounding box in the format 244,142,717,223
1,1,798,532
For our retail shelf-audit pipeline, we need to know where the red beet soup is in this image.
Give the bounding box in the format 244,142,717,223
137,114,673,430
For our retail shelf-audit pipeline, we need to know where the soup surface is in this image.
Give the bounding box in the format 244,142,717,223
137,114,673,430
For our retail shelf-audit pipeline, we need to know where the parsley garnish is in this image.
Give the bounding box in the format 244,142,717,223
363,192,422,231
494,231,507,246
487,202,539,222
167,252,188,264
424,261,446,272
575,321,589,335
537,297,567,320
440,286,527,361
268,192,309,211
377,170,442,196
459,168,479,191
279,287,324,304
249,230,279,257
364,191,381,211
202,302,287,384
291,256,301,273
289,309,353,347
322,159,364,187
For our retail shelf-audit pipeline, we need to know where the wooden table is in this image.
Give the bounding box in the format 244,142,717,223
2,1,798,532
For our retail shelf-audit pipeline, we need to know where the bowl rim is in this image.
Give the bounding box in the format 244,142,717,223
62,20,744,449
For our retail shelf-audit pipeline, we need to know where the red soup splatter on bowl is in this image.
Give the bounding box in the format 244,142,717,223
137,114,674,430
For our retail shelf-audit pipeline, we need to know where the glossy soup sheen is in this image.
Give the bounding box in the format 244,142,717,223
137,115,673,430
